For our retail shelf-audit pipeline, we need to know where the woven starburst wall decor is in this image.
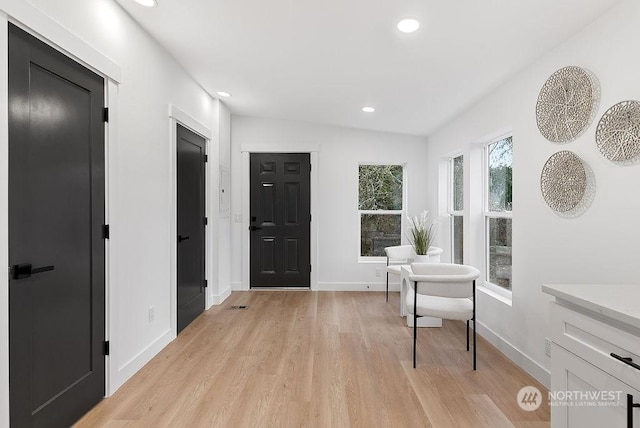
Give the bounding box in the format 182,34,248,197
536,66,599,143
540,151,588,213
595,100,640,164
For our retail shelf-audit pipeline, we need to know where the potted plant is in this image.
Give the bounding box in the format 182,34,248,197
408,210,436,262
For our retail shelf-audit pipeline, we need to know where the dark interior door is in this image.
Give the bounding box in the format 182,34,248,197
250,153,311,287
177,124,206,333
8,23,106,427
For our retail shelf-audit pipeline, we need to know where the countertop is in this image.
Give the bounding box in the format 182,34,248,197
542,283,640,331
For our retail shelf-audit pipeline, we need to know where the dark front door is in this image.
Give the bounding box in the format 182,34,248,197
250,153,311,287
177,124,206,333
8,23,106,427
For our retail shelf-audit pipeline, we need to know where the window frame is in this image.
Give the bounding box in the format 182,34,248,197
357,163,406,263
448,154,464,264
483,135,513,298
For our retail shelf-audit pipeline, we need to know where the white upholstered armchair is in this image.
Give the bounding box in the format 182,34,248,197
407,263,481,369
384,245,415,302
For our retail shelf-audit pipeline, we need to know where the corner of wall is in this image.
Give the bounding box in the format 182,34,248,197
108,329,174,395
211,287,232,305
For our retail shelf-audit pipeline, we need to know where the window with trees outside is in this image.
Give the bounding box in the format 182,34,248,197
359,164,404,258
485,136,512,292
449,155,463,264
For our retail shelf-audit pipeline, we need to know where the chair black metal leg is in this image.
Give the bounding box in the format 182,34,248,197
386,271,389,302
466,320,469,351
473,280,477,370
413,280,418,368
473,318,477,370
413,313,417,368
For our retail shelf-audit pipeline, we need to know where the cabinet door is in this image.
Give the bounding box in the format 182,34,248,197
551,344,640,428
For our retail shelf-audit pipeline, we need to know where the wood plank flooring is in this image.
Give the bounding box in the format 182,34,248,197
76,291,550,427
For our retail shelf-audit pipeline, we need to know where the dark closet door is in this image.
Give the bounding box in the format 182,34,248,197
8,23,106,427
250,153,311,287
177,124,206,333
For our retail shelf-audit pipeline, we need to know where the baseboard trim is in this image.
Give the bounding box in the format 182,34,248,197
109,329,174,395
231,281,245,291
212,287,231,305
231,281,401,292
315,282,401,292
476,321,550,389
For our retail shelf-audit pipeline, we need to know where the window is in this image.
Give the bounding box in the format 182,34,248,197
485,136,512,291
359,164,404,258
448,155,464,264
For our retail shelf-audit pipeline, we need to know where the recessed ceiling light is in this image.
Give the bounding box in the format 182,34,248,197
217,91,231,98
133,0,157,7
397,18,420,33
362,106,375,113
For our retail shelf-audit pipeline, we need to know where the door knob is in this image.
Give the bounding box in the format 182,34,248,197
178,235,190,243
11,263,55,280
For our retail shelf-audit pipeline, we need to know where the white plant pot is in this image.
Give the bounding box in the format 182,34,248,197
413,246,443,264
414,254,431,263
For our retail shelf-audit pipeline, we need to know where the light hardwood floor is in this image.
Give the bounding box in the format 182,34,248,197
76,291,550,427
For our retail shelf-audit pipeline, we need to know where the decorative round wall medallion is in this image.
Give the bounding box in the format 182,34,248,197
595,100,640,163
540,151,587,213
536,66,599,143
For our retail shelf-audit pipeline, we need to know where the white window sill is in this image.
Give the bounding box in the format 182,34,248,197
477,285,513,307
358,257,387,264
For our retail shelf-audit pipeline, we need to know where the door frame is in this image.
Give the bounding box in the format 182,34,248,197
0,1,122,421
240,145,319,290
169,105,213,337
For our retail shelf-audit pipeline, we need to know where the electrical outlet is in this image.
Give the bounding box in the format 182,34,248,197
375,268,381,277
148,306,155,323
545,337,552,357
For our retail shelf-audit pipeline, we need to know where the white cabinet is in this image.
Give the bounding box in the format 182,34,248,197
545,290,640,428
551,343,640,428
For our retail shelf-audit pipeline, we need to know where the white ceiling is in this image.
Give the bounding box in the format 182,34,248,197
115,0,623,136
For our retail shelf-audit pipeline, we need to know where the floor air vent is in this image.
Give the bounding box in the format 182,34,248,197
227,305,248,310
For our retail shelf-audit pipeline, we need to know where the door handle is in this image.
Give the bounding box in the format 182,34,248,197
627,394,640,428
249,226,262,231
178,235,190,243
12,263,55,280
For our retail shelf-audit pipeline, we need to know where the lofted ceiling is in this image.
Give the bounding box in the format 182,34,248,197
114,0,623,136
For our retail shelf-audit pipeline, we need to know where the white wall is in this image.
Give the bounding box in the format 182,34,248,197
209,100,231,304
425,0,640,387
0,1,230,421
230,116,430,290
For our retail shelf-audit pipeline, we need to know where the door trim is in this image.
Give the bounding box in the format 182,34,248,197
0,0,121,82
169,105,212,338
0,7,121,422
240,145,320,291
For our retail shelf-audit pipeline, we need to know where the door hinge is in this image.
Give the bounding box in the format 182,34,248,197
103,340,110,356
310,214,312,222
204,217,208,226
309,264,312,272
102,224,110,239
204,154,208,163
103,107,109,123
203,279,208,288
